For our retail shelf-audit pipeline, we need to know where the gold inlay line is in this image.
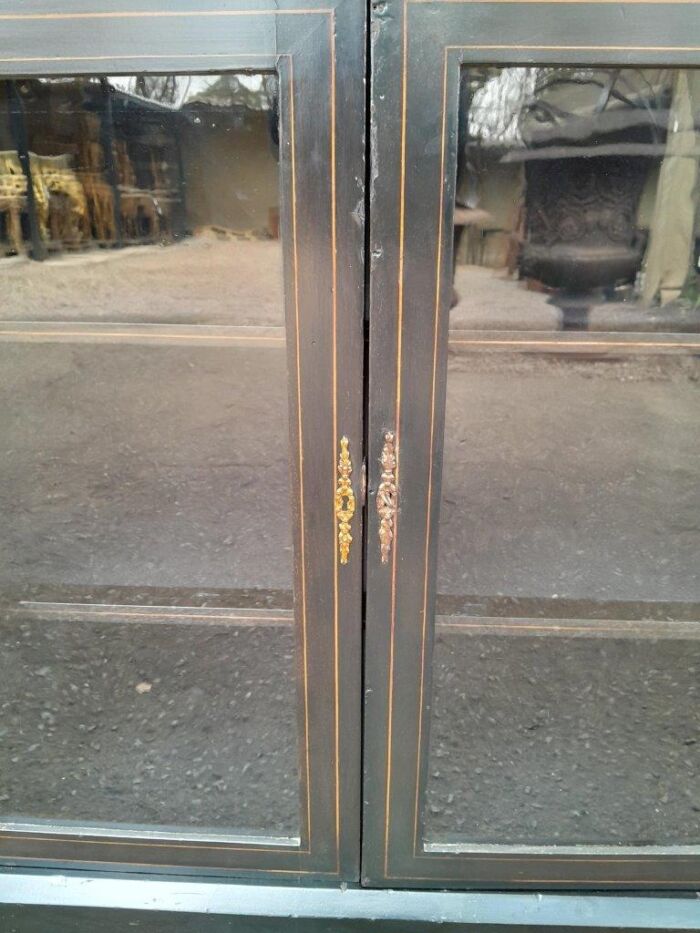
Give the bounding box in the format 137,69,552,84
449,337,700,349
448,42,700,50
412,0,698,5
0,9,332,20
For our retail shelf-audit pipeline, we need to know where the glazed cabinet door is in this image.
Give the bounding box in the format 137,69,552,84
364,0,700,888
0,0,364,882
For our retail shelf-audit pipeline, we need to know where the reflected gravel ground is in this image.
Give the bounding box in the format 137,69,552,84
0,335,300,835
0,613,299,836
427,633,700,845
427,352,700,845
1,253,699,844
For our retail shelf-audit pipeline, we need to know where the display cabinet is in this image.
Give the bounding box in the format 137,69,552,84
1,0,700,926
0,0,365,883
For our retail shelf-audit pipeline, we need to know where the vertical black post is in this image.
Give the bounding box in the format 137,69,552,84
7,81,47,261
99,77,123,246
172,116,188,240
452,67,470,281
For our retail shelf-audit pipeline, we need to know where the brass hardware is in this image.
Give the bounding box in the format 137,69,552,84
335,436,356,565
377,431,397,564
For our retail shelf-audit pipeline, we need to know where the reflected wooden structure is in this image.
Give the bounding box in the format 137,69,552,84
0,78,186,258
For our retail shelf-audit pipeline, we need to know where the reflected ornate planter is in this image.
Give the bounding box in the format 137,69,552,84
521,155,649,291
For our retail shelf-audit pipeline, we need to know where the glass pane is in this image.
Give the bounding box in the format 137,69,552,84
428,622,700,846
452,67,700,330
0,73,301,839
425,65,700,848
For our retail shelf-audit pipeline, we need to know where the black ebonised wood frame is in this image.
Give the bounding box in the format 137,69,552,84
0,0,365,884
364,0,700,890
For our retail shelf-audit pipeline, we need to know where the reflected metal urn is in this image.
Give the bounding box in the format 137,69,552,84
514,67,669,293
520,155,649,291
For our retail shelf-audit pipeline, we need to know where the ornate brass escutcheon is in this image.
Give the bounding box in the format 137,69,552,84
376,431,397,564
335,436,356,565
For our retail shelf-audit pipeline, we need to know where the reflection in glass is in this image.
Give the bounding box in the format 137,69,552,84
426,67,700,848
452,67,700,329
0,74,282,322
428,621,700,846
0,74,301,838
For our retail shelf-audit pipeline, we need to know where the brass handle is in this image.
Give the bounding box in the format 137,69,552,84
377,431,397,564
335,436,356,565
